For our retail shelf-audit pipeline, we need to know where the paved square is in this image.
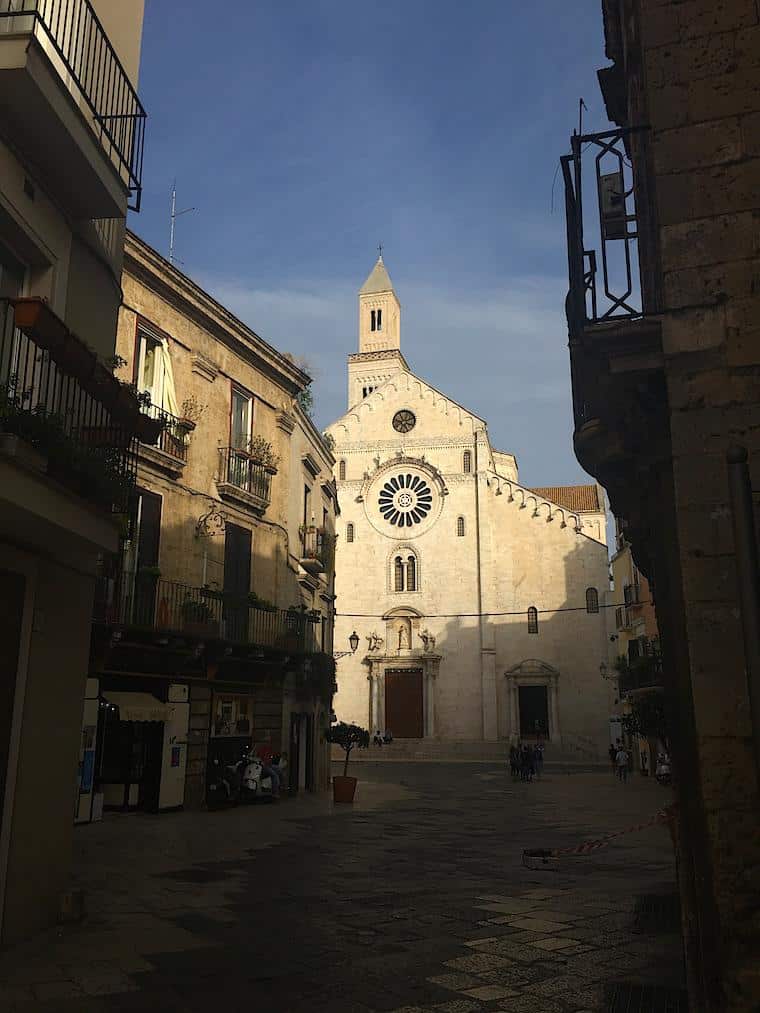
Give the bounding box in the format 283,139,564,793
0,762,683,1012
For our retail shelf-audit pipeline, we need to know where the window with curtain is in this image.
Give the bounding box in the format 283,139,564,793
136,325,179,416
463,450,472,473
394,556,404,592
406,555,416,592
527,606,538,634
339,460,346,480
585,587,599,613
457,516,465,537
346,523,354,543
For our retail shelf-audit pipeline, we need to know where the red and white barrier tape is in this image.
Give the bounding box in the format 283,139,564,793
551,805,676,857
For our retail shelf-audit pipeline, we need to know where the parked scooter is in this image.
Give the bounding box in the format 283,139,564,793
655,753,672,786
206,755,241,808
239,750,274,803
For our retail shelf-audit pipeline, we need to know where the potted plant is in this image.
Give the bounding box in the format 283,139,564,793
13,298,67,352
247,434,280,474
325,721,369,803
181,596,218,636
177,394,206,436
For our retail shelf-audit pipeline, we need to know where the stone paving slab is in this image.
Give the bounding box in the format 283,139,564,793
0,764,683,1012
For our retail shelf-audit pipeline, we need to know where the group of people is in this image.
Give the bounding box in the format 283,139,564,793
509,742,544,782
372,729,393,747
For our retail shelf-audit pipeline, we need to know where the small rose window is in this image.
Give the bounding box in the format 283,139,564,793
378,474,433,527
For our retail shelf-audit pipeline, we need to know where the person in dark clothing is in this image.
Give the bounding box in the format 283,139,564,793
609,742,618,775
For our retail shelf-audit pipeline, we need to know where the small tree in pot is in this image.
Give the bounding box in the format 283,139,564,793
325,721,369,803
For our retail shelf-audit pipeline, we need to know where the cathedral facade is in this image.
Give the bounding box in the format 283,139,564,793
327,258,613,756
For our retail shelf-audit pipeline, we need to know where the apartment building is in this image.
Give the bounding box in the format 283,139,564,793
0,1,149,942
87,232,337,815
562,1,760,1007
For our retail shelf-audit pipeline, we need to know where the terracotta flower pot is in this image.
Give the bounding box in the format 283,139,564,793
13,298,67,352
332,775,357,803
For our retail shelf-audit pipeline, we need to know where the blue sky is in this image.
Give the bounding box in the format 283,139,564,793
132,0,612,488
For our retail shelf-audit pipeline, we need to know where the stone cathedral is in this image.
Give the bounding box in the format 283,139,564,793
327,257,613,755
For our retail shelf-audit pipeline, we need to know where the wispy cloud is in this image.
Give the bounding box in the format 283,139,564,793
199,270,586,487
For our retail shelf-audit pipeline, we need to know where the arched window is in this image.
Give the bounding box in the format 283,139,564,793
376,308,382,330
527,606,539,634
457,516,465,537
394,556,405,592
585,586,599,614
406,555,416,592
346,523,354,543
463,450,472,473
370,309,376,332
338,459,346,481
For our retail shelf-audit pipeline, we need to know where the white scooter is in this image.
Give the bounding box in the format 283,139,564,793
239,751,275,802
655,753,672,786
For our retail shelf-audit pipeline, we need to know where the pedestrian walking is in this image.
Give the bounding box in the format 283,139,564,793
373,730,384,747
615,744,629,784
521,745,534,783
533,743,542,779
509,745,519,779
608,742,617,775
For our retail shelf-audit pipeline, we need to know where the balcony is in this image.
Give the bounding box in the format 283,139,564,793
617,655,663,697
0,0,146,217
137,404,190,477
615,605,634,631
300,526,335,576
624,582,641,607
217,446,273,515
93,571,322,656
0,297,148,515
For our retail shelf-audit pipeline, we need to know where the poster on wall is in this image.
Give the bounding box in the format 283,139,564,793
211,695,253,738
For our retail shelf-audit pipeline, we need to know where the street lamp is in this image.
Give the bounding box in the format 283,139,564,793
334,631,360,660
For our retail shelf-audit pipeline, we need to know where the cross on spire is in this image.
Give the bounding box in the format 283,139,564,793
377,242,383,259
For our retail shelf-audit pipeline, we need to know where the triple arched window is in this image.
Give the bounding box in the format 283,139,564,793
527,606,539,634
392,551,418,592
339,459,346,481
585,587,599,613
463,450,472,473
346,523,354,543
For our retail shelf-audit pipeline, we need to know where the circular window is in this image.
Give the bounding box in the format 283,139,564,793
378,474,433,527
392,410,416,434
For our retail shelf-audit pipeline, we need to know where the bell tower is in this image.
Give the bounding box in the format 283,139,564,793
358,255,401,353
347,254,406,408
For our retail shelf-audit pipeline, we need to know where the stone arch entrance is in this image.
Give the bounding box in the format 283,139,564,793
504,659,560,743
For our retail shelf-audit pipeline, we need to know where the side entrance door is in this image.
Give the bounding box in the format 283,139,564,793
385,669,424,738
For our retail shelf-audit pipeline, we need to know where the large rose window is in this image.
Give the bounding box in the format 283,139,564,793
378,474,433,527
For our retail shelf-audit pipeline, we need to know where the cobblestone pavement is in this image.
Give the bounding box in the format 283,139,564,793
0,763,685,1012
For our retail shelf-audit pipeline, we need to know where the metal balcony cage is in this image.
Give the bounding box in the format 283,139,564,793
94,571,322,655
0,0,146,210
219,446,273,503
0,299,136,512
562,127,644,332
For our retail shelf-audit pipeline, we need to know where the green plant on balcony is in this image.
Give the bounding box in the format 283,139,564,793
247,434,280,472
181,597,213,625
248,591,277,612
200,585,224,601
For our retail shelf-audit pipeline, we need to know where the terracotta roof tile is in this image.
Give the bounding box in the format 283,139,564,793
528,485,601,513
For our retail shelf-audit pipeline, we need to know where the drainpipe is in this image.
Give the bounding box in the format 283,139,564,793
727,445,760,784
473,431,486,738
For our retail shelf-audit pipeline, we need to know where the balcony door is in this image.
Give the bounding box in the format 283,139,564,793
125,489,162,626
224,524,251,642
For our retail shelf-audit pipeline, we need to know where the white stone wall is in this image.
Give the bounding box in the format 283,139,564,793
328,283,612,757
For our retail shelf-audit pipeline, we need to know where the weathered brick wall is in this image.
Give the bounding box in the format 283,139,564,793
639,0,760,1007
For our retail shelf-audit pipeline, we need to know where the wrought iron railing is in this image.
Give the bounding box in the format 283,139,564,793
94,571,321,654
300,525,335,572
218,446,273,504
0,0,147,210
0,299,136,512
562,127,644,336
140,403,188,463
618,655,663,696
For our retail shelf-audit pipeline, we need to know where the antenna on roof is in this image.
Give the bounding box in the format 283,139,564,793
169,180,196,266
